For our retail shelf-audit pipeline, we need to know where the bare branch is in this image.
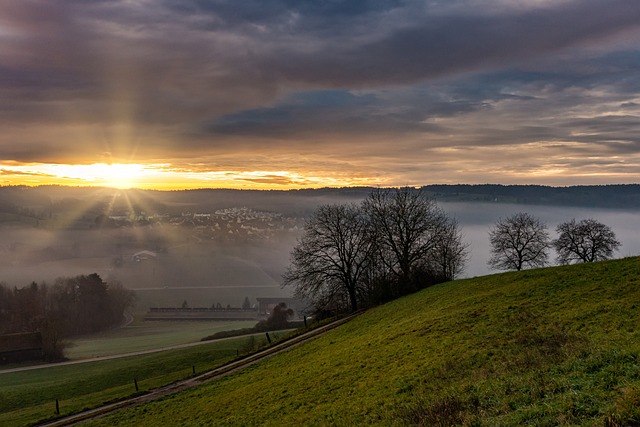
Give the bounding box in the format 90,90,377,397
488,212,550,271
553,218,621,264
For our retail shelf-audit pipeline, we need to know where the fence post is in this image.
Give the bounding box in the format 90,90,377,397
55,399,60,415
265,332,271,344
134,378,139,392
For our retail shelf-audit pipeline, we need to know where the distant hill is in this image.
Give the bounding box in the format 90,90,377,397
422,184,640,209
88,257,640,425
1,185,639,223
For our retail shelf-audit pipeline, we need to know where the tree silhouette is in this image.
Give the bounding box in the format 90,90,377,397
363,187,453,296
553,218,621,264
283,203,374,312
427,217,468,281
488,212,550,271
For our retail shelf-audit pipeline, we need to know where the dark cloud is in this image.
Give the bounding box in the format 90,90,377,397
262,0,640,86
203,89,450,140
1,0,640,185
161,0,404,27
562,115,640,136
238,174,301,186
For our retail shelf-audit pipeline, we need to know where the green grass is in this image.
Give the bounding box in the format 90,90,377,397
81,257,640,426
68,320,257,359
0,333,282,427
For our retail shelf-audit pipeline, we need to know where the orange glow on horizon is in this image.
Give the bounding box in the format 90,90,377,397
0,162,377,190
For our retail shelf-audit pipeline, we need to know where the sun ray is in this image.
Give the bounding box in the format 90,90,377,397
48,187,118,231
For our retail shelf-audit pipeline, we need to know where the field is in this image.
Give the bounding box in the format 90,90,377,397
0,314,279,426
67,320,258,359
78,257,640,426
0,331,288,426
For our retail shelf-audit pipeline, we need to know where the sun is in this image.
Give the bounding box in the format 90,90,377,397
41,163,150,189
86,163,148,189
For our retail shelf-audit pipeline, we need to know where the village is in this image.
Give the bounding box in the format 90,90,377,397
107,207,302,243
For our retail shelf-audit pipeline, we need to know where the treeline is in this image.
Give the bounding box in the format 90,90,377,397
283,188,468,314
424,184,640,208
0,274,135,360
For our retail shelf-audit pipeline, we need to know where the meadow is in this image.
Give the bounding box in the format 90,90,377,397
79,257,640,426
67,320,257,359
0,331,284,426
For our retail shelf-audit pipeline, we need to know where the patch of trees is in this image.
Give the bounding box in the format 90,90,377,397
0,274,135,360
283,188,468,314
488,214,621,271
254,302,295,332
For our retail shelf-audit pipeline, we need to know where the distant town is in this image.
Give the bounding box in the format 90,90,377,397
102,207,302,243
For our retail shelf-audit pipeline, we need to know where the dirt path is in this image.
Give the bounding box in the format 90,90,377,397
35,313,361,426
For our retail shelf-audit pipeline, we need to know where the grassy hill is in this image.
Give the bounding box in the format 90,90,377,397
83,257,640,425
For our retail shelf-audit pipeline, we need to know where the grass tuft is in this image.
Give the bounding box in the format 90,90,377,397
401,393,478,426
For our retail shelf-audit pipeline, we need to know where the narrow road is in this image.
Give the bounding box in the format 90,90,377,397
36,313,361,427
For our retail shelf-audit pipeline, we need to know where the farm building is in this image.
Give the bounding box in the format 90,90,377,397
144,307,260,321
0,332,43,364
256,298,308,319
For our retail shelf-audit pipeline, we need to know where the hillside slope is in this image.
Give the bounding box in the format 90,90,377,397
87,257,640,426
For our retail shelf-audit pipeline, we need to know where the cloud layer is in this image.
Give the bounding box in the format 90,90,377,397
1,0,640,187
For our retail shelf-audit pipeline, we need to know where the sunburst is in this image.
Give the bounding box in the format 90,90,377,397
57,163,149,189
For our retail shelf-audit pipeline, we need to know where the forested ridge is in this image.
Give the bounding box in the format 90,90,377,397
422,184,640,208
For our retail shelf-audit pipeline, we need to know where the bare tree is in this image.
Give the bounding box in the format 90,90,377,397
283,204,374,312
488,212,550,271
427,217,469,281
363,187,452,296
284,188,469,313
553,218,621,264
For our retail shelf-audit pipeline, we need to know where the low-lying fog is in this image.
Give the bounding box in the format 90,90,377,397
1,201,638,309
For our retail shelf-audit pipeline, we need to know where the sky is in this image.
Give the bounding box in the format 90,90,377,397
1,0,640,190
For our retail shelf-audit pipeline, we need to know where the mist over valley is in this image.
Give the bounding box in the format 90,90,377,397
1,185,638,308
